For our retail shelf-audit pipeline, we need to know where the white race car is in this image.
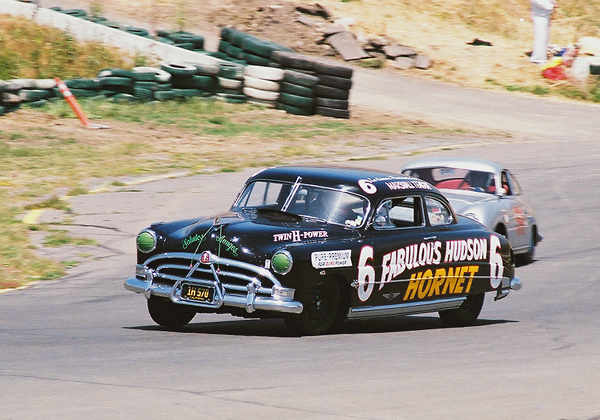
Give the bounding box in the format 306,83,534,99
402,158,541,264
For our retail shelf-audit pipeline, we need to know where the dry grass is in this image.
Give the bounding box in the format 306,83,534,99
49,0,600,93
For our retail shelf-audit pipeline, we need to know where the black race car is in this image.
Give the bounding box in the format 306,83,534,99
125,166,522,335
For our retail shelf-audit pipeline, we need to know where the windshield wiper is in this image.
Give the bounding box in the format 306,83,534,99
256,207,303,222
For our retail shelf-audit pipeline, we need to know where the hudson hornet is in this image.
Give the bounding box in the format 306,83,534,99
125,166,522,335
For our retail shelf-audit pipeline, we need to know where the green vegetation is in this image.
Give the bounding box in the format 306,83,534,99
0,15,130,80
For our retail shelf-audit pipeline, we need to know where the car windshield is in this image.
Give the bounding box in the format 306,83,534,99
232,180,369,227
403,167,497,195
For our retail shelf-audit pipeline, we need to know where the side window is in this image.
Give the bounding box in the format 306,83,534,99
501,171,513,196
374,196,423,229
425,196,453,226
507,171,522,195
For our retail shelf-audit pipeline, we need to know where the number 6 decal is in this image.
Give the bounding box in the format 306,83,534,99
357,245,375,301
489,235,504,289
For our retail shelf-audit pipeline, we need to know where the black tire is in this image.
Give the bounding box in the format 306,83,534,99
219,62,245,80
154,90,176,101
147,296,196,329
65,78,101,89
318,74,353,90
279,102,314,116
99,76,133,88
168,32,204,49
284,277,345,335
314,60,354,79
69,88,101,98
271,51,317,71
173,75,216,90
280,82,315,97
315,106,350,119
125,27,150,37
97,68,134,79
315,84,349,100
315,97,348,109
279,92,314,109
243,52,272,67
438,293,485,327
160,62,196,78
284,70,319,88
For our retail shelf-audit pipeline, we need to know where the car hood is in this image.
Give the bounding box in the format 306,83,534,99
152,211,357,263
440,189,498,214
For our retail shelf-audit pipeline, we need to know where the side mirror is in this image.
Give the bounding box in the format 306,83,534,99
374,215,388,228
497,187,507,197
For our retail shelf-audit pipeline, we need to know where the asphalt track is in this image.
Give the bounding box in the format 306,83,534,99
1,67,600,419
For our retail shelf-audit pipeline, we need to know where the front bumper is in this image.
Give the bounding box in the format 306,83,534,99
124,251,303,315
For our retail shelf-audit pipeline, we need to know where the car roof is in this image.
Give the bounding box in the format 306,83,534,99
247,165,441,198
402,158,505,174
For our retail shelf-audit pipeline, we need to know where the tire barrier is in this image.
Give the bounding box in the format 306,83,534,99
242,65,284,109
313,60,353,119
218,27,292,67
216,62,246,103
156,30,205,52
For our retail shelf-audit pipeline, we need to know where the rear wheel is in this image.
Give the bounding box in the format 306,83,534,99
285,277,345,335
438,293,484,327
147,296,196,329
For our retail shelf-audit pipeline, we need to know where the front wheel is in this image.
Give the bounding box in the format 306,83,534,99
284,277,345,335
147,295,196,329
438,293,485,327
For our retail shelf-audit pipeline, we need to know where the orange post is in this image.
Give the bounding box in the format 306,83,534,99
54,78,91,127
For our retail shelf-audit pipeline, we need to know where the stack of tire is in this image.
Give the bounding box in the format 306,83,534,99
243,65,284,108
217,27,292,66
156,30,205,52
313,60,353,119
160,62,216,100
63,77,103,99
96,68,135,102
1,79,57,115
130,67,173,102
271,51,319,116
216,62,246,103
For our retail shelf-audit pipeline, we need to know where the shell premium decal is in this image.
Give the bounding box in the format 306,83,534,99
356,235,504,302
273,230,328,243
311,250,352,269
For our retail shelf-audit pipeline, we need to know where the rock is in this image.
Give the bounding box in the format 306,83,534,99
296,14,316,27
394,56,416,70
327,31,370,61
320,24,346,37
296,3,332,20
383,44,417,59
334,17,356,29
415,54,433,69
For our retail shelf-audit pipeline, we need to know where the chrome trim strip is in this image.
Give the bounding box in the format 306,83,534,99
347,297,465,320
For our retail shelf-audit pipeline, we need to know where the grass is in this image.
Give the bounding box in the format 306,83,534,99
1,96,477,289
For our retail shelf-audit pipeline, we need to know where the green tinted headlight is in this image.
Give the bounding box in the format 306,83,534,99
271,250,293,275
137,229,157,253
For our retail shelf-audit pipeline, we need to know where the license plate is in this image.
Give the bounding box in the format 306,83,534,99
181,284,214,302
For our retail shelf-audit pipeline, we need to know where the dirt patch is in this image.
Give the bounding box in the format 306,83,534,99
43,0,572,90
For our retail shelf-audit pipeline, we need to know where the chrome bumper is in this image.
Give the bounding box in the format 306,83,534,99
495,275,522,300
124,251,303,315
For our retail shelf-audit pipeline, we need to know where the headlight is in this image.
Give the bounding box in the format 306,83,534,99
137,229,157,253
271,250,293,275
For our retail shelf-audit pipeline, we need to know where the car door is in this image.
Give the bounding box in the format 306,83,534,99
354,194,436,308
501,170,531,252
